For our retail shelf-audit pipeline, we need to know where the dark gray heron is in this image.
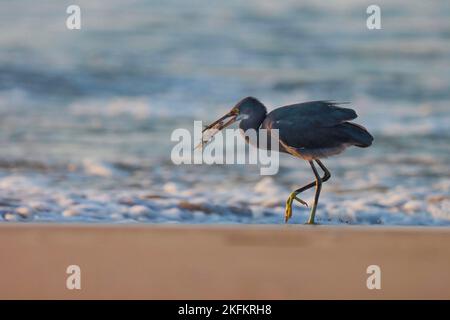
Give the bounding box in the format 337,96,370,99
200,97,373,224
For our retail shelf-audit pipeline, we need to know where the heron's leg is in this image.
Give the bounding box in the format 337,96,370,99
307,160,322,225
285,160,331,223
315,159,331,182
292,183,314,206
292,159,330,204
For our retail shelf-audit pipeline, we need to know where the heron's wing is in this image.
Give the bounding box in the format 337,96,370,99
262,101,367,150
266,101,357,128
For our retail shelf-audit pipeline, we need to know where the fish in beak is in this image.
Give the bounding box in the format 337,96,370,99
195,108,239,150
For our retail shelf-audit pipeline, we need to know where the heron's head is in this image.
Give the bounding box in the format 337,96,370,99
198,97,266,149
202,97,266,130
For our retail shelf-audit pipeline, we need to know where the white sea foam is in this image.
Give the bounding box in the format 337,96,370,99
0,163,449,225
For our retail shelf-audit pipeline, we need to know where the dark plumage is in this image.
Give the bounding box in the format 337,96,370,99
201,96,374,224
236,97,373,160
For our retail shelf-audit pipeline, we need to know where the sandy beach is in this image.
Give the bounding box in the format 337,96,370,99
0,224,449,299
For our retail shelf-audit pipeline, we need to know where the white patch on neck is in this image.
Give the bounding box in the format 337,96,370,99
236,114,250,121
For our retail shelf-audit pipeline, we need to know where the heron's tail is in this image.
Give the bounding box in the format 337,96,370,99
342,122,374,148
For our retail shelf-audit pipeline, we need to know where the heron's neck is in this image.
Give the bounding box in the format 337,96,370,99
238,113,267,132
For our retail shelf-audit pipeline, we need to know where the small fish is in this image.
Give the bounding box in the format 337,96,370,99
195,125,221,150
195,108,239,150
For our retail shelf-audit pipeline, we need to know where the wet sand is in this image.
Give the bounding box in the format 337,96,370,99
0,224,449,299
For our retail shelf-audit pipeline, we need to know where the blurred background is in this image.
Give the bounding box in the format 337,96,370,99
0,0,449,224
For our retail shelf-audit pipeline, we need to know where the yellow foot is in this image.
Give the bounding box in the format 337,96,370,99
285,193,309,223
284,198,293,223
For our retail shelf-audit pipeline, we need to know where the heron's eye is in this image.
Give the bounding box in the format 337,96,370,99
232,108,239,114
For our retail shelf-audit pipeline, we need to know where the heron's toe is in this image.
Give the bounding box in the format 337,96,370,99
294,196,308,208
284,207,292,223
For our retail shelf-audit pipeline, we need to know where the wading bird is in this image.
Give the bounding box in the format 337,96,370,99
200,97,373,224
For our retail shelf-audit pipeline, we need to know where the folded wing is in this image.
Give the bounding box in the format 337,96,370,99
262,101,373,158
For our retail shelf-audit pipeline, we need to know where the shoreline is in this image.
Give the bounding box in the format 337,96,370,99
1,224,449,299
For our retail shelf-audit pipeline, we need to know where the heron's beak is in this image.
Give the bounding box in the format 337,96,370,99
195,109,239,150
203,109,239,133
